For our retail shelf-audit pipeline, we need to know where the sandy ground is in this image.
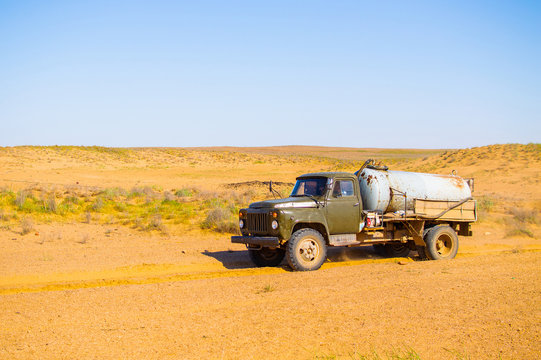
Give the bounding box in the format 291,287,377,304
1,251,540,359
1,145,540,359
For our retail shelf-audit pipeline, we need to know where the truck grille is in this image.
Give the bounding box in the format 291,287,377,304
247,213,269,233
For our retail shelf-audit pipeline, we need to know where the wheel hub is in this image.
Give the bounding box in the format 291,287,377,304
299,239,319,262
436,235,452,256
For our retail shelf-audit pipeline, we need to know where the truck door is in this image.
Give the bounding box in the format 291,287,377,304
325,178,361,234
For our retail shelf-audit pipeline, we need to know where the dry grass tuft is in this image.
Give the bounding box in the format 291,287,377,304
505,228,535,238
44,193,57,213
510,208,539,225
504,207,538,238
15,190,28,209
257,284,276,294
315,347,423,359
146,214,169,235
201,206,239,234
0,208,7,221
478,196,495,212
175,188,195,198
163,191,175,201
77,233,89,244
20,216,34,235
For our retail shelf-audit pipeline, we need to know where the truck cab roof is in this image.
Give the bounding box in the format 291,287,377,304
297,172,357,180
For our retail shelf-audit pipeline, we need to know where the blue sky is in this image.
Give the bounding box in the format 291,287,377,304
0,0,539,148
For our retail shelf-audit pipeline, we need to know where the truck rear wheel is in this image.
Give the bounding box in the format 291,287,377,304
384,243,411,257
416,246,429,260
372,244,387,256
424,226,459,260
248,247,285,267
286,229,327,271
372,243,410,257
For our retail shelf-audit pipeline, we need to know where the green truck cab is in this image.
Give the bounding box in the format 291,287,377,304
231,169,476,271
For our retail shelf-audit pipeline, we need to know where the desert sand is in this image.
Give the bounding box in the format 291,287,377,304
0,144,540,359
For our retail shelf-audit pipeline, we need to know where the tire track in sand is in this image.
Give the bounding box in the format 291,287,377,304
1,248,540,295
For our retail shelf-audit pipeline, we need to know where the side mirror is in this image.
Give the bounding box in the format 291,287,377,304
326,178,333,190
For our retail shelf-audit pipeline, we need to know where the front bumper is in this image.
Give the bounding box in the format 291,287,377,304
231,236,280,247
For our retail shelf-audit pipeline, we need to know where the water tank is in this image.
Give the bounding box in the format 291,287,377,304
357,167,472,213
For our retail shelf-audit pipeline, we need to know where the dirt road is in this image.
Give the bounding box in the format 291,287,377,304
1,245,540,359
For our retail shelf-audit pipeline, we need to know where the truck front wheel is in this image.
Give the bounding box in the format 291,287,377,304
286,229,327,271
248,247,285,267
424,226,459,260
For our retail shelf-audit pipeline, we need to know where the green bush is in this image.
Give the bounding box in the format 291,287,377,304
175,188,193,197
478,196,495,212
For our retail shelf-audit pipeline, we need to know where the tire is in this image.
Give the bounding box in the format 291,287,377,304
248,247,285,267
286,229,327,271
372,244,387,256
416,227,433,260
384,243,411,257
423,226,459,260
416,246,429,260
373,243,410,257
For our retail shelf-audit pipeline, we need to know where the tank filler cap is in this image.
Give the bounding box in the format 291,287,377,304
356,159,389,177
367,162,389,171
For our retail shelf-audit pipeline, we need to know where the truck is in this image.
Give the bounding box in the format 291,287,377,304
231,160,476,271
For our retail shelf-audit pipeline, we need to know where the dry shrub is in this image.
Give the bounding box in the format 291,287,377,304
257,284,276,294
175,188,195,198
129,186,157,199
163,191,175,201
196,190,219,201
142,186,157,198
92,197,104,211
44,193,57,213
225,190,256,207
78,233,89,244
505,227,534,238
505,207,538,238
132,217,143,229
478,196,495,212
21,216,34,235
147,214,169,234
201,208,227,228
101,187,126,199
15,190,27,209
201,207,238,234
510,208,539,224
148,214,163,229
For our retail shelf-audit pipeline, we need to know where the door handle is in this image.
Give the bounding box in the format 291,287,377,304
353,202,359,207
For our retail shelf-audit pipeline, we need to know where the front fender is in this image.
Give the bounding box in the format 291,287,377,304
279,208,329,240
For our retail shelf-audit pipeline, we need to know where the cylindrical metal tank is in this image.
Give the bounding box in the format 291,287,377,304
357,168,472,213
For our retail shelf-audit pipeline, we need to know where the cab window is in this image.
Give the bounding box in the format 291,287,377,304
332,180,354,197
291,178,327,197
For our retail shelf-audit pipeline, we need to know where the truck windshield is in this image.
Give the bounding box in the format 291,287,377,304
291,178,327,197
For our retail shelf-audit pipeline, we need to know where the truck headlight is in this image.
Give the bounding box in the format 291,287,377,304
239,219,244,229
271,220,278,230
